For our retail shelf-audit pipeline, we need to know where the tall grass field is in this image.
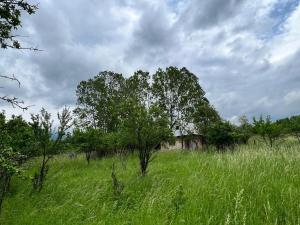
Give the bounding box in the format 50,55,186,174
1,141,300,225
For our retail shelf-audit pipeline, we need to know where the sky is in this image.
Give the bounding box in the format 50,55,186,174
1,0,300,123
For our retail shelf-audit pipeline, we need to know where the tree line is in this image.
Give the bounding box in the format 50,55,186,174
1,67,300,211
71,68,219,164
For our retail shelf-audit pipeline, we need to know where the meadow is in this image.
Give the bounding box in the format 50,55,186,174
1,141,300,225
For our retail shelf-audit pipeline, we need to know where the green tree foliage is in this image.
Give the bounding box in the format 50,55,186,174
5,115,34,158
289,116,300,143
277,115,300,143
1,1,38,210
102,132,120,153
0,112,26,212
206,121,236,150
0,112,11,212
30,107,72,191
0,112,11,150
74,67,221,173
0,0,38,49
253,116,281,148
71,128,103,164
75,67,216,133
236,115,253,144
125,70,151,104
0,148,23,212
193,102,221,144
74,71,125,131
152,67,210,130
118,100,172,176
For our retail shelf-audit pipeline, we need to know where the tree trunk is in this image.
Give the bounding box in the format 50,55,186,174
0,172,11,213
36,155,46,192
33,148,49,192
85,151,91,164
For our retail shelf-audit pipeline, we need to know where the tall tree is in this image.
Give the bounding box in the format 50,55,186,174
118,100,172,176
125,70,151,106
74,71,125,132
152,67,209,132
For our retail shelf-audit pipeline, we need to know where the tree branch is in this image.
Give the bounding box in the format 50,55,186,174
0,74,21,87
0,95,29,110
0,75,31,110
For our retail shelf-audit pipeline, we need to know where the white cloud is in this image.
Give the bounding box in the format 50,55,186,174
270,3,300,62
284,90,300,104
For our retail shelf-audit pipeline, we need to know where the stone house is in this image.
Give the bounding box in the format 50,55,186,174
160,124,203,150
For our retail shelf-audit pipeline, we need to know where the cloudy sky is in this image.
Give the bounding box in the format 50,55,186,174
1,0,300,123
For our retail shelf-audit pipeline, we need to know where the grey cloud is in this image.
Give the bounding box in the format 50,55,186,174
12,0,137,106
179,0,246,29
202,49,300,120
124,1,181,69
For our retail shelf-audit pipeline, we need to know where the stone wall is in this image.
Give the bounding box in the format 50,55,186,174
161,136,203,150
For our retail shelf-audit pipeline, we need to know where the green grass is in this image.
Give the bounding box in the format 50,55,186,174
1,142,300,225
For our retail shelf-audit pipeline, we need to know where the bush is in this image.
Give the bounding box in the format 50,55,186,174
71,128,104,164
253,116,281,147
206,121,236,150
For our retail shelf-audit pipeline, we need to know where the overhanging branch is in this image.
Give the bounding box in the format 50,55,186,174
0,75,31,110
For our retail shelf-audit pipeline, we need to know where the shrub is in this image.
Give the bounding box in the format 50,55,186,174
253,116,281,147
71,128,104,164
206,121,236,150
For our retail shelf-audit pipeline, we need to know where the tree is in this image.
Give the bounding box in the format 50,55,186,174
118,100,172,176
206,121,236,151
74,71,125,131
71,128,103,164
6,115,34,158
0,0,38,50
253,115,281,148
193,102,221,146
152,67,211,132
0,1,38,209
289,116,300,143
102,132,120,154
0,148,23,212
275,115,300,143
0,112,25,212
125,70,151,105
1,0,39,108
0,112,11,212
0,75,31,109
236,115,253,144
75,67,217,132
30,107,72,191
